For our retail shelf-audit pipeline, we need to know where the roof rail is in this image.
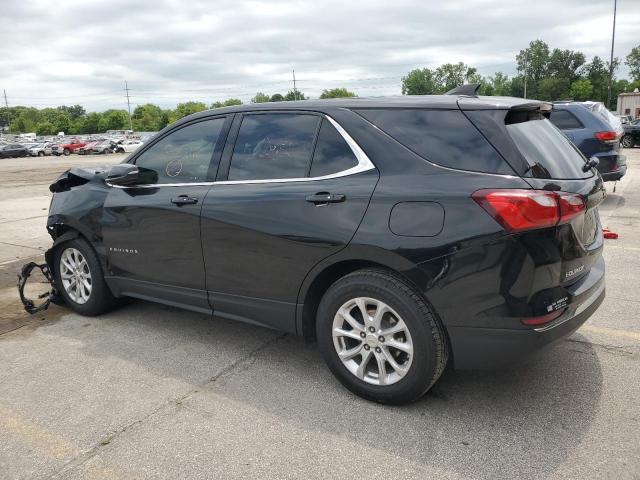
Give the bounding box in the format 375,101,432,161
445,84,481,96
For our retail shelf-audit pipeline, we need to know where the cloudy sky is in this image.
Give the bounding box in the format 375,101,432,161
1,0,638,111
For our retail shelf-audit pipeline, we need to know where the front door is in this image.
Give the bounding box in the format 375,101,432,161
201,112,379,331
102,116,230,311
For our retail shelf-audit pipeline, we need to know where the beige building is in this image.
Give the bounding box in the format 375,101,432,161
617,90,640,119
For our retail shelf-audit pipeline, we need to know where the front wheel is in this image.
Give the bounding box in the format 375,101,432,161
38,151,45,157
316,269,448,405
621,135,634,148
53,238,117,316
63,148,70,156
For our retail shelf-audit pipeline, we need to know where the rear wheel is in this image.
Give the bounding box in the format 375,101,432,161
53,238,117,316
38,151,45,157
621,135,634,148
316,269,448,404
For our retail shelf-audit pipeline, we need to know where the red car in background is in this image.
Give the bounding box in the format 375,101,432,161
51,140,86,156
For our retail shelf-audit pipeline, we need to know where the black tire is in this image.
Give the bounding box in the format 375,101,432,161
116,147,124,153
621,135,634,148
63,148,70,156
316,269,448,405
53,237,118,316
38,151,45,157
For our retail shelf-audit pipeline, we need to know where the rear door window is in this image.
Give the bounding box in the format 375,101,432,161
549,110,583,129
506,117,591,179
228,113,319,181
355,108,513,174
309,119,358,177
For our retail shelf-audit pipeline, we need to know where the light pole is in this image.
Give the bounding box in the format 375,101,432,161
607,0,617,109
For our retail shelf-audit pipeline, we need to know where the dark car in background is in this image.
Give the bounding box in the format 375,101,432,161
46,96,606,404
621,119,640,148
0,143,29,158
549,102,626,182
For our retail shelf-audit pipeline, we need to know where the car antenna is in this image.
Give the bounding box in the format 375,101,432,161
445,84,481,96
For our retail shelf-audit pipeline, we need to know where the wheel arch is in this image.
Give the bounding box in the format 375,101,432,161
295,247,435,338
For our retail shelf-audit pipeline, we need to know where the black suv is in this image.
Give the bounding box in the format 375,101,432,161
47,96,606,404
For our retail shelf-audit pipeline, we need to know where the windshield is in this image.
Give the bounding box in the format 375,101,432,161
506,117,592,179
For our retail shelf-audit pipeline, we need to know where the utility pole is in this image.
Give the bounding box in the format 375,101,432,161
523,50,528,99
2,89,9,132
607,0,617,109
292,69,298,101
124,80,133,131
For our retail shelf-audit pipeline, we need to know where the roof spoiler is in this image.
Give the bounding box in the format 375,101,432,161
445,84,481,96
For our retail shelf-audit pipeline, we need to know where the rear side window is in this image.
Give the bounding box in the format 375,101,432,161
309,119,358,177
506,117,590,179
549,110,583,129
355,109,513,174
228,114,319,181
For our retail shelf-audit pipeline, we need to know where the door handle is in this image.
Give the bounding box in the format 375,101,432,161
305,192,346,205
171,195,198,206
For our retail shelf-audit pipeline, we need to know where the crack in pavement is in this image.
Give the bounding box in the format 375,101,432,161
45,332,288,480
566,337,637,357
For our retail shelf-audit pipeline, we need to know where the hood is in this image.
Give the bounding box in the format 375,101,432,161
49,166,110,193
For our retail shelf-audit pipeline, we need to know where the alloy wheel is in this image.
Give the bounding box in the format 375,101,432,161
59,247,92,304
332,297,413,386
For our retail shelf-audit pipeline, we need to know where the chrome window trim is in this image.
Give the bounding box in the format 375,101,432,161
108,114,376,189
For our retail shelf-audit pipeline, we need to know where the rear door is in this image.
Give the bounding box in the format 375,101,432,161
200,111,378,332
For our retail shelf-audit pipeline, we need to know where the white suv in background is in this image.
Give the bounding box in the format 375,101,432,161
115,140,144,153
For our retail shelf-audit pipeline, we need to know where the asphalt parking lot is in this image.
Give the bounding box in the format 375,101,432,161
0,152,639,479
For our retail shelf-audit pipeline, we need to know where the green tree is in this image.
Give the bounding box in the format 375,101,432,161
547,49,585,83
319,87,356,99
569,79,594,101
98,110,130,132
401,68,436,95
10,108,40,133
435,62,470,92
488,72,512,96
35,121,57,136
132,103,164,131
538,77,569,101
251,92,271,103
79,112,103,134
58,105,86,120
211,98,242,108
516,40,551,98
169,102,207,123
270,93,285,102
625,45,640,82
284,90,306,101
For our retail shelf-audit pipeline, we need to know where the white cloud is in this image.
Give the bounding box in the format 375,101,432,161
1,0,638,110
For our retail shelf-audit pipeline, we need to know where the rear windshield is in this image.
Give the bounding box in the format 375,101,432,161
506,117,591,179
355,109,513,174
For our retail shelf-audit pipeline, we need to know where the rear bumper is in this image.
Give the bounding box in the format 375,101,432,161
598,153,627,182
601,164,627,181
448,257,605,369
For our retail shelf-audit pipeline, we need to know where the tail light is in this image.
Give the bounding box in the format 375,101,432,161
521,309,565,327
594,131,618,142
472,189,585,233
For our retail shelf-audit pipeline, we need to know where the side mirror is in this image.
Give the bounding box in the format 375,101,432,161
107,164,140,186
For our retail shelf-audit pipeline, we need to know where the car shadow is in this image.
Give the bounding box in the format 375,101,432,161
47,301,603,479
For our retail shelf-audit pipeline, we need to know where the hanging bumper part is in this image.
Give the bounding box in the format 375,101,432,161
17,262,58,314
